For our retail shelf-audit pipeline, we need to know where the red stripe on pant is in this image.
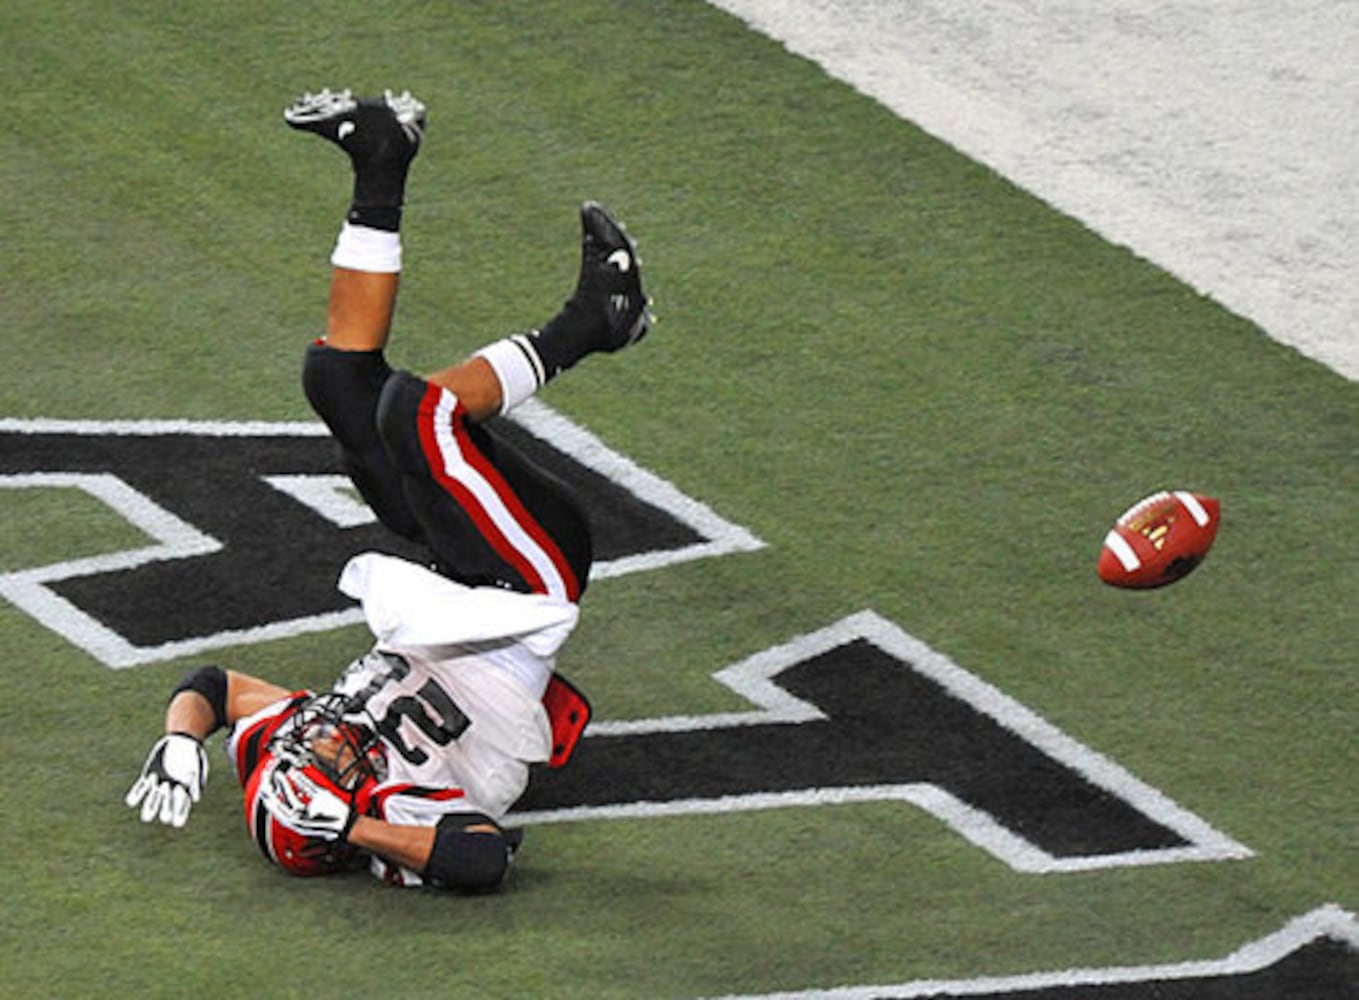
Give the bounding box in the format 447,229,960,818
449,400,583,602
415,383,580,601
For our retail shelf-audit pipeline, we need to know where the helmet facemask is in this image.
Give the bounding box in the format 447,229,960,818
271,692,388,792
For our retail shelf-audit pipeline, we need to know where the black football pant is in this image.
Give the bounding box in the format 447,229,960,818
302,342,591,602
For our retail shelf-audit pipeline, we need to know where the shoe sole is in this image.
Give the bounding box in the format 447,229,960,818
583,202,653,348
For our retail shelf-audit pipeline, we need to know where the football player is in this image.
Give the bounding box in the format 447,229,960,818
125,88,651,891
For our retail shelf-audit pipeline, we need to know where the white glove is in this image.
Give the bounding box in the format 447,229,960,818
125,733,209,828
257,764,356,841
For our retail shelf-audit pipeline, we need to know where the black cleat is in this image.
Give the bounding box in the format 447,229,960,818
283,87,426,169
572,201,654,352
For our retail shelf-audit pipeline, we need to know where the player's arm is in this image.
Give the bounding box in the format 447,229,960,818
164,667,291,738
126,666,290,828
348,813,513,892
259,764,515,892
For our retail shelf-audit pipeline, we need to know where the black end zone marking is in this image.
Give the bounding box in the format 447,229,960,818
10,430,403,642
0,411,762,666
516,612,1251,873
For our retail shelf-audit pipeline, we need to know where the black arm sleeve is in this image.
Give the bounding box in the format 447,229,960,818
170,665,229,733
424,813,514,893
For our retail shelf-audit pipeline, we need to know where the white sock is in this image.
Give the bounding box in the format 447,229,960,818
475,335,548,414
330,222,403,273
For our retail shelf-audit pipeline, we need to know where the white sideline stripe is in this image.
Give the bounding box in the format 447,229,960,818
701,904,1359,999
1103,529,1141,572
1175,490,1211,527
0,417,331,436
516,610,1253,873
706,1,1358,382
0,410,764,666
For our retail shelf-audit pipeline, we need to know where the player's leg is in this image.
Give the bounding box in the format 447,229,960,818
289,87,424,349
374,370,593,600
372,202,654,600
427,201,654,419
287,88,428,540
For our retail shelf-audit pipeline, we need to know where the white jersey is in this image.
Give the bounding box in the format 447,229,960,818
229,552,581,887
335,552,579,818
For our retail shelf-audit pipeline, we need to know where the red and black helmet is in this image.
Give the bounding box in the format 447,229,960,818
241,693,387,876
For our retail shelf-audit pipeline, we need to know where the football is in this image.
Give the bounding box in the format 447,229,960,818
1098,490,1220,589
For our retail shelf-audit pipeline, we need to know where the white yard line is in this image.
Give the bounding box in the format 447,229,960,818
710,0,1359,382
705,904,1359,999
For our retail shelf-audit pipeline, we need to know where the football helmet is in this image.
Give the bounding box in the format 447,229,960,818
242,693,387,876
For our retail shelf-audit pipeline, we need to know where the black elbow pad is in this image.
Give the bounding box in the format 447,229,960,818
170,665,229,732
425,814,513,892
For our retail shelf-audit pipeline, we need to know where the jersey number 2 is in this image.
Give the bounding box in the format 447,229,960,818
358,652,472,766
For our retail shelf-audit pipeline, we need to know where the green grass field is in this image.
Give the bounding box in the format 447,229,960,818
3,2,1355,997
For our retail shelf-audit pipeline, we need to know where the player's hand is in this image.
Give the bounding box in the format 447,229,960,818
258,764,357,841
125,733,209,828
